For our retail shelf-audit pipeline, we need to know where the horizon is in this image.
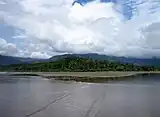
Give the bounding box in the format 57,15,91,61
0,53,160,60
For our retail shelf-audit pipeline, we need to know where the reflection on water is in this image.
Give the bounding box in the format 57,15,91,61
0,75,160,117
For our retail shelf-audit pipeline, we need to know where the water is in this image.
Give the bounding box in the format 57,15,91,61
0,75,160,117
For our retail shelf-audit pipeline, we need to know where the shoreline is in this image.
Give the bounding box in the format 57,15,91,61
2,71,160,82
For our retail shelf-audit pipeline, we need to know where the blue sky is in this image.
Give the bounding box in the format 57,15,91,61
73,0,134,19
0,23,15,43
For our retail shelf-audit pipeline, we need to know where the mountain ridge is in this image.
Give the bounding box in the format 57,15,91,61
0,55,44,65
0,53,160,67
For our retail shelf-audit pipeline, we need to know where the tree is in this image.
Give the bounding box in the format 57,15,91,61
0,56,158,72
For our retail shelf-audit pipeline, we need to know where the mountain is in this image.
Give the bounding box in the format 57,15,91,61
1,56,155,72
0,55,44,65
49,53,160,67
0,55,22,65
80,54,160,67
1,53,160,67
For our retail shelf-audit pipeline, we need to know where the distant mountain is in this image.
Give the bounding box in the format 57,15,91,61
1,53,160,67
49,53,160,67
0,55,44,65
1,56,155,72
0,55,21,65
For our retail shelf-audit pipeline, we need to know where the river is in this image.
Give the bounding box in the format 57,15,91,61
0,75,160,117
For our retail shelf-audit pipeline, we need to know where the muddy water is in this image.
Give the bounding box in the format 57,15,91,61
0,75,160,117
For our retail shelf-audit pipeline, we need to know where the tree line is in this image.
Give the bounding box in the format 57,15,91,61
0,56,158,72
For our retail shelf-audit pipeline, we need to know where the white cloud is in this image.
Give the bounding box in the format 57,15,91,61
0,1,6,4
0,0,160,58
0,38,18,56
12,35,28,39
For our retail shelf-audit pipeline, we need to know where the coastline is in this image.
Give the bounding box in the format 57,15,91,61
2,71,160,82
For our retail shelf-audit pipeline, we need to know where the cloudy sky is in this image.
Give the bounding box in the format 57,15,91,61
0,0,160,58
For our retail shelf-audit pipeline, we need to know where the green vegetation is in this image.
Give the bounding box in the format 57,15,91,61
0,56,158,72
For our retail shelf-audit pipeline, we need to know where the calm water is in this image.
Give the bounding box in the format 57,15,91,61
0,75,160,117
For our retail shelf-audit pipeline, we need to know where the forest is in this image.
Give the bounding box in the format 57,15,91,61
0,56,157,72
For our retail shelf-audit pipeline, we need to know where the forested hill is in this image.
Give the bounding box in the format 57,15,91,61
1,53,160,67
0,56,157,72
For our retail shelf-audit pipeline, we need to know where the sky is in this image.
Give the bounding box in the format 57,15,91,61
0,0,160,58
